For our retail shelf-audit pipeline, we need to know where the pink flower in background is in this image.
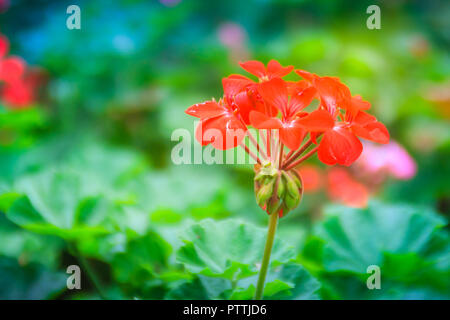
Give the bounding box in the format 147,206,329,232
218,22,247,49
159,0,181,7
0,0,9,13
299,140,416,208
217,22,249,62
355,141,417,180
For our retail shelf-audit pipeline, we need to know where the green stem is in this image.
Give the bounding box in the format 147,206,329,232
254,211,279,300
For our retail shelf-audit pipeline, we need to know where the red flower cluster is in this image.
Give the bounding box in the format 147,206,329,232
186,60,389,168
0,33,40,109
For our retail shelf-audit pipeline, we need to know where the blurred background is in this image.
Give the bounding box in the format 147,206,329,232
0,0,448,300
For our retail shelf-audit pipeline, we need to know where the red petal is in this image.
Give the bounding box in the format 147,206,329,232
266,60,293,78
196,115,247,150
280,122,307,150
351,95,371,111
185,101,226,119
352,110,376,126
287,86,317,117
257,78,288,116
318,127,363,166
227,74,253,81
239,60,267,78
249,111,282,129
222,75,252,98
234,91,253,124
295,69,315,82
287,80,309,95
314,76,351,113
296,109,335,132
352,121,390,144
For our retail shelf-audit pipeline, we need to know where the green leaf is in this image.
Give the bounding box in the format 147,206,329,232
268,264,321,300
314,201,450,299
110,231,173,299
14,168,91,229
168,262,320,300
4,168,119,239
176,219,295,280
7,196,109,240
0,191,21,212
233,263,321,300
0,214,62,267
166,275,231,300
316,201,446,273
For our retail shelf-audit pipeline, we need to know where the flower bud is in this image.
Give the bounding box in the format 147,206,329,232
254,163,303,217
256,178,275,206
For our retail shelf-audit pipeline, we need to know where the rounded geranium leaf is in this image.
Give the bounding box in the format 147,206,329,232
176,219,295,280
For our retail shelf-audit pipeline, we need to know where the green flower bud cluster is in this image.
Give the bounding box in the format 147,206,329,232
254,162,303,217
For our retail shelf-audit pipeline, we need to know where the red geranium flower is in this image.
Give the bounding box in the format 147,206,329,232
295,76,389,166
185,77,250,150
249,77,318,150
185,59,389,215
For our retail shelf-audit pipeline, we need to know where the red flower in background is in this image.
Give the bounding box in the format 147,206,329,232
297,164,323,192
0,32,43,109
1,72,36,108
0,56,26,83
0,34,9,58
297,139,416,208
327,167,369,208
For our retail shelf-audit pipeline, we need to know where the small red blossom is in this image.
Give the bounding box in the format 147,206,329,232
185,77,249,150
296,92,389,166
240,60,293,82
249,77,317,150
